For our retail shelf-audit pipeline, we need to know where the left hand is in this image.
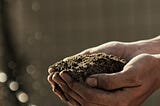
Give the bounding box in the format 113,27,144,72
48,53,160,106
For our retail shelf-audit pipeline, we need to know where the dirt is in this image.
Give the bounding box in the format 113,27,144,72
49,53,127,84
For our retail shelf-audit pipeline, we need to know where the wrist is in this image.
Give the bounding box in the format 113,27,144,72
152,54,160,71
141,37,160,54
127,36,160,57
151,54,160,89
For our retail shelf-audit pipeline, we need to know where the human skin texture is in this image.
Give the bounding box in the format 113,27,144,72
48,36,160,106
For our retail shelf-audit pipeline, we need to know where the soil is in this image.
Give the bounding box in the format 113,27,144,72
49,53,127,84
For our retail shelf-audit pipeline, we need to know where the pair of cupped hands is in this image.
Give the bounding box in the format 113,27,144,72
48,41,160,106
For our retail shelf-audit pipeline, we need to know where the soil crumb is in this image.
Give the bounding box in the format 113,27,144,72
49,53,127,84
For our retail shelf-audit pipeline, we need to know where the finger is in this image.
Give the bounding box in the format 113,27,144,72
49,73,67,101
86,68,141,90
48,73,65,97
53,86,69,103
59,82,84,105
48,74,56,88
59,71,92,99
53,71,66,84
60,71,115,105
59,71,94,98
52,72,66,89
54,72,84,105
65,94,81,106
48,73,60,91
48,73,54,83
48,68,55,74
52,72,70,99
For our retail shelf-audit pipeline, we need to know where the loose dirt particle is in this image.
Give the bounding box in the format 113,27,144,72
49,53,127,84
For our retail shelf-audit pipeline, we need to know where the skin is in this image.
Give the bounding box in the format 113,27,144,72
48,36,160,106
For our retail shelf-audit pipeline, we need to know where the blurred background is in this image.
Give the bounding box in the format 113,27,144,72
0,0,160,106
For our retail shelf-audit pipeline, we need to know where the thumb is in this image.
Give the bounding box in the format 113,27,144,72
86,69,141,90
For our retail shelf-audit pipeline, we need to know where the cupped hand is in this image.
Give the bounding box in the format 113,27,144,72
47,40,159,106
85,53,160,106
47,41,128,102
47,41,130,104
50,53,160,106
76,41,138,60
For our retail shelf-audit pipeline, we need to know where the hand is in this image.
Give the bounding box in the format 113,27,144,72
47,39,160,106
76,41,138,60
84,53,160,106
48,70,70,104
47,41,133,105
47,41,130,103
52,53,160,106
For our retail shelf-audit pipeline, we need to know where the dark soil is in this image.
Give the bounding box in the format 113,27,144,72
49,53,127,84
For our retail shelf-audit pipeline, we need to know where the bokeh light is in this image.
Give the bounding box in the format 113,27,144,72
34,32,42,40
26,65,36,75
0,72,7,83
17,92,29,103
32,1,40,12
9,81,19,91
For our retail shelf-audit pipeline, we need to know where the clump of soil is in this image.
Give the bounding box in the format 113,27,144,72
49,53,127,84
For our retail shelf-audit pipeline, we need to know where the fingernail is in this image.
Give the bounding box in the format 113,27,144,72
52,72,58,80
48,68,54,74
86,77,97,87
60,71,71,81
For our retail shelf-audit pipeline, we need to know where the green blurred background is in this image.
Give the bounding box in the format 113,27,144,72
0,0,160,106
